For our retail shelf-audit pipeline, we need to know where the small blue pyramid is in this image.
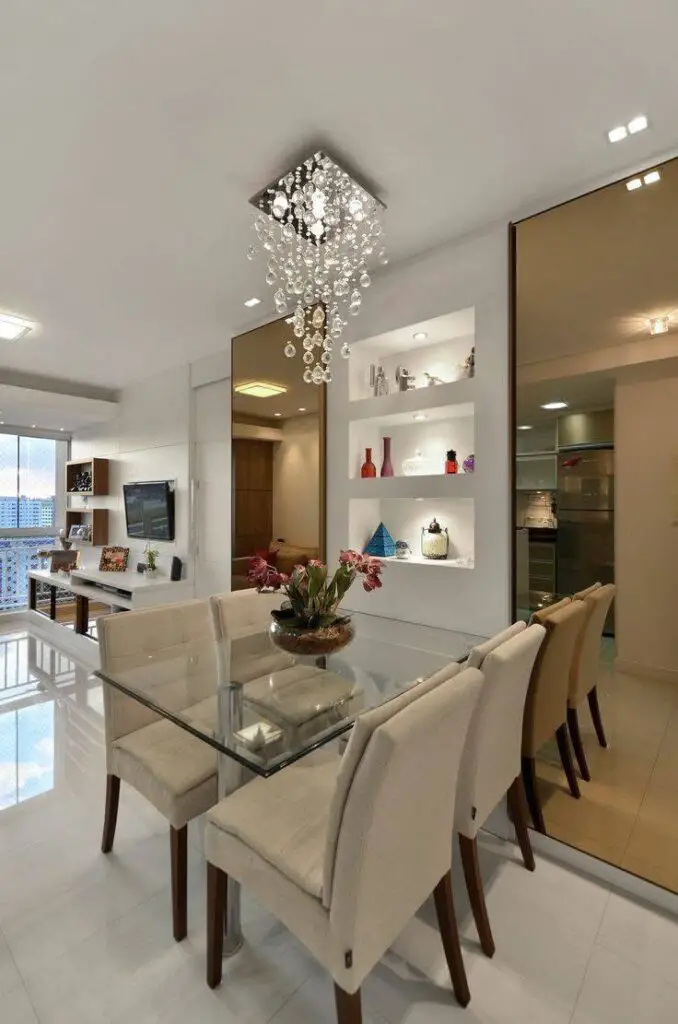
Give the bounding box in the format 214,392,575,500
364,522,396,558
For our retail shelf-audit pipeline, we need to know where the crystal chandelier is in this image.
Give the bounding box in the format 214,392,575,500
247,150,386,385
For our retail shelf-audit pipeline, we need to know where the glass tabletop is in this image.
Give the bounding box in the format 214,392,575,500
95,612,485,777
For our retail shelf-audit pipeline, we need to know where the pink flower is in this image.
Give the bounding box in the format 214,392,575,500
248,556,284,591
307,559,326,569
339,550,360,565
362,572,383,592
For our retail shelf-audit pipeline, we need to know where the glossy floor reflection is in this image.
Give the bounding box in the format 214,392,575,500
536,641,678,893
1,624,678,1023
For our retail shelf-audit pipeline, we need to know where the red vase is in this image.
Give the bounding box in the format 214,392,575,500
361,448,377,478
380,436,394,477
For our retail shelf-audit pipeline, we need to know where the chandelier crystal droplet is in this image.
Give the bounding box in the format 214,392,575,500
247,151,386,385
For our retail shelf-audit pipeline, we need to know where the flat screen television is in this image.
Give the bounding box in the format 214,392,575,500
123,480,176,541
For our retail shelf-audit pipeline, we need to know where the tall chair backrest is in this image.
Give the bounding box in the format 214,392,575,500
210,590,283,641
98,599,216,747
467,621,527,669
523,601,588,757
569,584,616,707
325,666,483,982
456,624,546,836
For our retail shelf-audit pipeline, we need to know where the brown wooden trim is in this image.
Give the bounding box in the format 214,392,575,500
508,222,518,623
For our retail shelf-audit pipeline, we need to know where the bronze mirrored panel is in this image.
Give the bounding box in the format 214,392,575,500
512,156,678,893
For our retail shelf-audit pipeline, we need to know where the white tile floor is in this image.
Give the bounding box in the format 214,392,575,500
1,625,678,1023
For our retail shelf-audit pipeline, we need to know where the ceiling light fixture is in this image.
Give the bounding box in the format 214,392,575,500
626,177,643,191
517,424,533,431
298,407,306,412
644,170,661,185
244,297,261,308
247,149,386,385
413,413,427,421
628,114,649,134
607,125,628,143
540,401,569,411
0,312,37,342
60,427,65,431
649,316,670,336
234,381,287,398
31,424,36,429
413,332,428,341
274,412,282,417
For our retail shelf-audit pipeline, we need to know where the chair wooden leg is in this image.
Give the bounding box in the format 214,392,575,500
170,825,188,942
206,862,227,988
556,724,581,799
587,686,608,748
522,755,545,834
334,984,362,1024
507,776,535,872
458,834,495,958
433,870,471,1007
101,774,120,853
567,707,591,781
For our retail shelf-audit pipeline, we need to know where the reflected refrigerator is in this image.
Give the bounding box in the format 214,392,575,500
556,445,614,634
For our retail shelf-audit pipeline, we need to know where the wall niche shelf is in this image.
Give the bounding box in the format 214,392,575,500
347,475,475,500
65,457,111,547
65,508,109,547
382,554,474,570
349,377,474,423
65,457,109,497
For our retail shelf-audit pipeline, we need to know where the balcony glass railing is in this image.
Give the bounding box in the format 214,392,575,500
0,536,55,611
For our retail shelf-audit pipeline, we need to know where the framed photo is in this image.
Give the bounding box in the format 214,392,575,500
68,524,91,541
99,546,130,572
50,550,80,574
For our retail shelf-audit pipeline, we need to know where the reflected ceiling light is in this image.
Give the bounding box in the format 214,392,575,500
0,312,36,341
298,407,306,412
31,424,36,429
649,316,670,336
626,177,643,191
540,401,568,411
60,427,65,431
607,125,628,143
413,331,428,341
234,381,287,398
644,169,661,185
517,424,533,430
628,114,649,134
244,297,261,308
274,412,282,417
413,413,427,421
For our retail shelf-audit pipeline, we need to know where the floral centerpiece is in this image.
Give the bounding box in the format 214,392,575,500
248,550,384,656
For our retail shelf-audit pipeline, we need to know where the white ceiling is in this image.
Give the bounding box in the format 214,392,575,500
2,1,678,395
0,383,117,433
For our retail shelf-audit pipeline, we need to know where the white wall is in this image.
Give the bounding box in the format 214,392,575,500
70,366,192,578
272,414,320,548
327,226,510,637
616,376,678,682
194,377,232,597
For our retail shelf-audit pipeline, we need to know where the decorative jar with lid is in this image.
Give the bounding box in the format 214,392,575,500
421,518,449,560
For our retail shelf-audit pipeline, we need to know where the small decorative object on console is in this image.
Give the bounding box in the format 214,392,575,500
463,453,475,474
464,346,475,377
395,366,416,391
99,546,130,572
144,543,160,576
380,436,394,477
364,521,396,558
395,539,410,560
422,371,445,387
58,528,73,551
402,450,437,476
370,365,389,396
69,470,93,493
360,447,377,478
50,550,80,574
68,524,91,541
445,449,458,474
248,550,385,657
421,518,449,560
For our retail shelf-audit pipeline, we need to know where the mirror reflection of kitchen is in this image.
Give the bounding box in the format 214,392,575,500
515,155,678,893
231,317,325,590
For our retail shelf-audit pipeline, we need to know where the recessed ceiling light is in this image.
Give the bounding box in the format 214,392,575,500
626,178,643,191
644,170,661,185
628,114,648,134
60,427,65,431
31,424,36,429
298,407,306,412
540,401,568,411
413,332,428,341
607,125,628,143
649,316,670,335
244,297,261,308
274,412,282,417
517,424,533,430
415,497,425,502
234,381,287,398
0,312,36,341
413,413,427,421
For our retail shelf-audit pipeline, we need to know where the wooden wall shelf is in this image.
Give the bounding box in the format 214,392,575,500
66,457,109,497
65,508,109,547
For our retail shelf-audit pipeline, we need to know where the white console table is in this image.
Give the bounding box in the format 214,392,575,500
29,568,192,636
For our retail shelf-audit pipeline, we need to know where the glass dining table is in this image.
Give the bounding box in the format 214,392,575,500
96,611,485,953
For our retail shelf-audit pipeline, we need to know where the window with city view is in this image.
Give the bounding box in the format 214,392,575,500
0,434,69,610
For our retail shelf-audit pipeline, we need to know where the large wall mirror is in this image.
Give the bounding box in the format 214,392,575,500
513,156,678,893
231,317,326,590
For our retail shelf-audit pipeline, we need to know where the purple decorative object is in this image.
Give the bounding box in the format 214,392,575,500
463,453,475,474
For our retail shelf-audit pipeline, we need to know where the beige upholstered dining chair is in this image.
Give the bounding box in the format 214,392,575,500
99,600,219,941
204,663,483,1022
458,623,546,957
522,600,588,833
210,590,294,680
567,584,616,780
